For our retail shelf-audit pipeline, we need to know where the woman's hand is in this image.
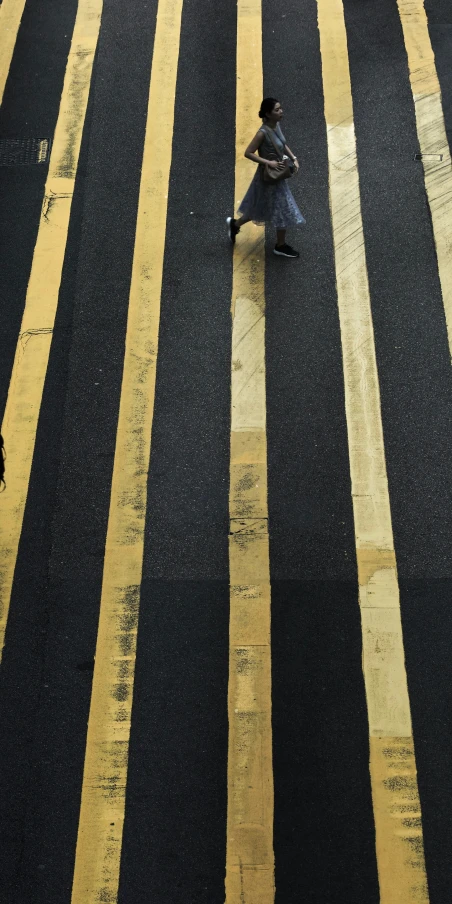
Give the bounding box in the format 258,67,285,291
267,159,281,170
293,159,300,174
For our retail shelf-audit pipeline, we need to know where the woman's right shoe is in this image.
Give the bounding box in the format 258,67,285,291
226,217,240,244
273,243,299,258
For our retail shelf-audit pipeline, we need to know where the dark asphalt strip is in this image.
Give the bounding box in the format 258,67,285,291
0,0,78,414
262,2,380,901
343,0,452,900
0,1,158,901
117,0,236,900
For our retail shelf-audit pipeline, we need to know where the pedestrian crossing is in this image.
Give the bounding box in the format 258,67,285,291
0,0,451,902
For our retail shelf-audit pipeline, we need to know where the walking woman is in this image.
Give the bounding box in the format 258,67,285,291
227,97,305,258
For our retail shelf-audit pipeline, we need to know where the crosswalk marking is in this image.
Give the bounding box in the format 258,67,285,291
1,0,449,896
0,0,102,661
226,2,274,902
70,1,183,900
0,0,27,106
317,0,430,901
397,0,452,362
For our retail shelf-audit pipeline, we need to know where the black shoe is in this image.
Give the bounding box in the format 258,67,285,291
227,216,240,244
273,243,299,258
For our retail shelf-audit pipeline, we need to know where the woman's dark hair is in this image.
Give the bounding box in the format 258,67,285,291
259,97,278,120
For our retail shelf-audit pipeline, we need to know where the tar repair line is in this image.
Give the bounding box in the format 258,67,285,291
317,0,430,901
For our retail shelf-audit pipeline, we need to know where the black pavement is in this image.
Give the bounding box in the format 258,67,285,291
1,0,452,902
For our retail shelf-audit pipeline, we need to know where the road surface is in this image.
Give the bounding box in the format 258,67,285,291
1,0,452,901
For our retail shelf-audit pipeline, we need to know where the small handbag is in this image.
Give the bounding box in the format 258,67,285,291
260,125,295,183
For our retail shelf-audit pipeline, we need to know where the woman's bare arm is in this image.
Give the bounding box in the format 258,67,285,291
244,130,279,167
284,143,299,171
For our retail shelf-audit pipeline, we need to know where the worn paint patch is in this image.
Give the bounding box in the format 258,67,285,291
230,463,267,520
358,548,399,611
370,737,429,903
357,547,397,589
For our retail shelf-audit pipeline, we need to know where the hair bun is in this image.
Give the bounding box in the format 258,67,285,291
259,97,278,121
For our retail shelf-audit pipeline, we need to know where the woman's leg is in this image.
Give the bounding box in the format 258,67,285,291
227,214,248,244
276,228,286,247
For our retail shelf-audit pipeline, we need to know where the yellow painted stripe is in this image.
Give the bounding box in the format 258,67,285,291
70,1,183,900
397,0,452,361
226,2,274,903
317,1,430,901
0,0,102,659
0,0,27,106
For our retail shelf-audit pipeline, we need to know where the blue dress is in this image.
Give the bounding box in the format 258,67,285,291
238,123,306,229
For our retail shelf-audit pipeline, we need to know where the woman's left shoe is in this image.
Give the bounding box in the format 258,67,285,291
273,243,299,258
226,217,240,244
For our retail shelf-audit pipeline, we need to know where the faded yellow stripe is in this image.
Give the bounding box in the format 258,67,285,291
0,0,27,106
70,1,183,901
317,0,429,901
0,0,102,659
397,0,452,361
225,2,274,903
